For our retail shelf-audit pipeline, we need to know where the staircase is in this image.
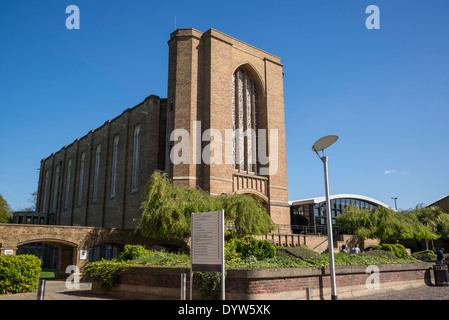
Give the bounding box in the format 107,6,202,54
258,233,353,254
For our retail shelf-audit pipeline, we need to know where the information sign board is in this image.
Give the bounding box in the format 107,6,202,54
190,210,225,300
191,210,224,272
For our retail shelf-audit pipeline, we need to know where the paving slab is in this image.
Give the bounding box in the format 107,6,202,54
0,280,119,300
346,285,449,300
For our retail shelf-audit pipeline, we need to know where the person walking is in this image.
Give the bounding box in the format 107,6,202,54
436,248,445,265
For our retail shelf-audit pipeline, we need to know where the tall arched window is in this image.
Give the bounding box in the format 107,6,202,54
232,66,260,173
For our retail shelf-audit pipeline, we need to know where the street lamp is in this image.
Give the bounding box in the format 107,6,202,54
312,134,338,300
391,197,398,211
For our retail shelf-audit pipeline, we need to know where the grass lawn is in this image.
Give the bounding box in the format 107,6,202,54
40,269,56,279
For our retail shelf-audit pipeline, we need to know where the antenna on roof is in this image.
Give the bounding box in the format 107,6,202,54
175,16,177,30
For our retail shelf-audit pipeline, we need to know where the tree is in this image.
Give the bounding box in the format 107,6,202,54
336,205,439,242
18,190,38,212
218,193,275,238
0,194,13,223
412,204,449,249
136,171,275,241
28,190,37,211
334,205,378,239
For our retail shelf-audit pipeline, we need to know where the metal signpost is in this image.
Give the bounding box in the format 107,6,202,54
190,210,225,300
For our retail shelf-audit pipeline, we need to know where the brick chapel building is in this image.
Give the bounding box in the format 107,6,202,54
36,28,289,231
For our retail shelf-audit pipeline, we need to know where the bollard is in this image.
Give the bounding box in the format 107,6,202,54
180,273,186,300
305,287,311,300
37,279,46,300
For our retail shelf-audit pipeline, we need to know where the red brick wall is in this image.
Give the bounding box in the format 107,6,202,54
92,263,434,300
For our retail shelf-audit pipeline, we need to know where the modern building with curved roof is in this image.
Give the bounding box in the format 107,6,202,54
289,194,391,234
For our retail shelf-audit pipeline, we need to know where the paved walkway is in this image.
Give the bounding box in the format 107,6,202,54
1,280,449,300
347,285,449,300
0,280,119,300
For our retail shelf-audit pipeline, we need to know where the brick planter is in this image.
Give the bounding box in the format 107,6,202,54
91,263,434,300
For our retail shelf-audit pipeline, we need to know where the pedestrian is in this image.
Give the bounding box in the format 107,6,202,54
436,248,444,265
350,244,361,254
341,244,348,253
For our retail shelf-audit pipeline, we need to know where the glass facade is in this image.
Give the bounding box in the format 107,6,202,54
313,198,377,227
290,197,379,234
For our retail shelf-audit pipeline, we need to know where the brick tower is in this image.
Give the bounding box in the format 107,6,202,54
166,28,289,226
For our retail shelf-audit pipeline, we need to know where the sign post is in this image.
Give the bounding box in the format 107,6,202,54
190,210,225,300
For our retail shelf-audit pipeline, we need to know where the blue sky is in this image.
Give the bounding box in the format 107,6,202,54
0,0,448,212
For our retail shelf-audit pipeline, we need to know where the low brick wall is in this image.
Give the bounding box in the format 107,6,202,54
91,263,434,300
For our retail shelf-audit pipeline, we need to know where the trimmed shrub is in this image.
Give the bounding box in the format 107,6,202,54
224,241,241,262
0,254,41,294
371,244,409,259
226,237,276,261
256,239,277,260
84,259,128,290
138,250,190,267
412,250,437,261
118,245,148,261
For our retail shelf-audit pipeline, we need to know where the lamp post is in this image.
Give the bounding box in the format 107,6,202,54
312,134,338,300
391,197,398,211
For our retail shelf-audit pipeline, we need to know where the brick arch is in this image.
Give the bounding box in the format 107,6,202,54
232,62,266,95
235,189,269,204
0,224,189,278
17,238,78,248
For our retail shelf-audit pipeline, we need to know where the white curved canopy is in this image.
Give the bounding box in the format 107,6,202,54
290,194,391,209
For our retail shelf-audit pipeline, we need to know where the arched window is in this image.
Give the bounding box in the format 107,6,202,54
232,66,260,173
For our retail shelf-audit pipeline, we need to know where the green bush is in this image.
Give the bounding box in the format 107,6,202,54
412,250,437,261
84,259,128,290
256,239,277,259
226,237,276,261
226,255,310,268
195,272,223,300
137,250,190,267
371,244,409,259
224,241,241,262
118,245,148,261
0,255,41,294
332,252,397,266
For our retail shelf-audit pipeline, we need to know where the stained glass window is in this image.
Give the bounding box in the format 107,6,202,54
232,67,259,173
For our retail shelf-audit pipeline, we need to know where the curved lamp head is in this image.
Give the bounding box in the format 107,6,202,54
312,135,338,158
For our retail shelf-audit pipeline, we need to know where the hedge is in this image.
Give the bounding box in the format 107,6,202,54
412,250,437,261
371,243,409,259
118,245,148,261
0,255,41,294
84,259,129,290
225,237,276,261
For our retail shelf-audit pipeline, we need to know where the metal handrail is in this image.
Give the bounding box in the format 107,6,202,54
274,224,339,236
226,222,339,236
